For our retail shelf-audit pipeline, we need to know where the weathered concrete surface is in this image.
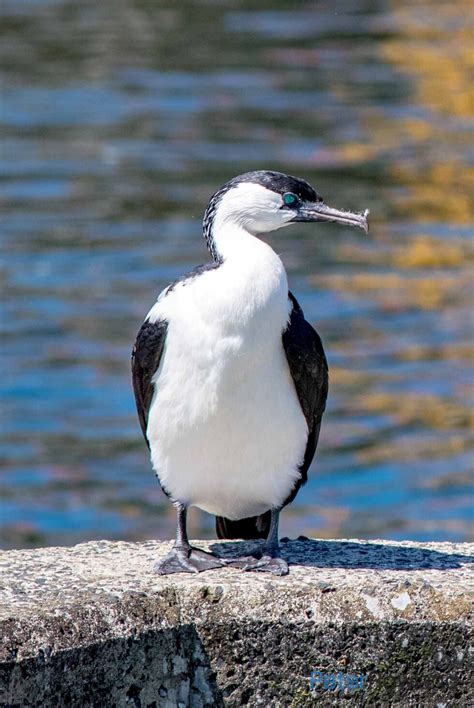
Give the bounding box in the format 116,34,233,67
0,537,472,707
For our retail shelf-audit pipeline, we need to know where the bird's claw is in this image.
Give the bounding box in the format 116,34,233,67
226,552,289,576
154,546,226,575
244,554,289,576
223,553,261,568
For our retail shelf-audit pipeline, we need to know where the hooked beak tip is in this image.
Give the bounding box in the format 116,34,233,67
362,209,370,234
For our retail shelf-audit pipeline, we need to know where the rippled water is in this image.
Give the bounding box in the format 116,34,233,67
1,0,473,549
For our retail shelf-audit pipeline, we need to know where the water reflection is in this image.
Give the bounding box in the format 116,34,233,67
1,0,472,549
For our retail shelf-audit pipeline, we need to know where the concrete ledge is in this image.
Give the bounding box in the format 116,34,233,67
0,538,473,706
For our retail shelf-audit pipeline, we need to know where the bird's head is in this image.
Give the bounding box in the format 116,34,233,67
203,170,369,261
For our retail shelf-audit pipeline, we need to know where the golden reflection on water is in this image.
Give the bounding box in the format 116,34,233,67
383,3,473,223
383,3,474,118
333,2,474,223
315,270,471,311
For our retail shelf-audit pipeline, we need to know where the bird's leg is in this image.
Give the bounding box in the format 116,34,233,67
226,508,289,576
154,502,226,575
242,508,289,575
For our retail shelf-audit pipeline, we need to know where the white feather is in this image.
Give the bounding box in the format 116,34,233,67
145,185,308,519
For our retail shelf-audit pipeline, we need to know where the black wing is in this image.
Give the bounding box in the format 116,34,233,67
131,319,168,447
131,263,219,447
282,292,329,506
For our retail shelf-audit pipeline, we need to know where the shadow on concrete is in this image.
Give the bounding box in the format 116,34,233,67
209,538,474,571
1,626,224,708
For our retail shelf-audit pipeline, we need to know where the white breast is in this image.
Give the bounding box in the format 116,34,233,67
145,235,308,519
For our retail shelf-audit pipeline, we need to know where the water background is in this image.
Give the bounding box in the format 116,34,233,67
1,0,473,549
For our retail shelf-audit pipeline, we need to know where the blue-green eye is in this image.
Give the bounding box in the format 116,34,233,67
283,192,298,207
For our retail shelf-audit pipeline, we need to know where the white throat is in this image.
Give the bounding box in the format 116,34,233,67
207,182,294,262
211,222,290,333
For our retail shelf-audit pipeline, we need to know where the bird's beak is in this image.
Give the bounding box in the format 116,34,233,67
294,202,369,233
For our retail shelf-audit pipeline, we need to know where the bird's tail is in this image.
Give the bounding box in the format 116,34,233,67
215,511,271,540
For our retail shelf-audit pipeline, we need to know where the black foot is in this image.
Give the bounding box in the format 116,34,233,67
154,546,226,575
222,544,263,567
224,553,261,568
228,552,289,576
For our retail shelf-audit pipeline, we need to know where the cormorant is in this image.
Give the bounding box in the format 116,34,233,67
132,170,368,575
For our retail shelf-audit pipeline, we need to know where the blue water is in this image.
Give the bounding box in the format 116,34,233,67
1,0,472,548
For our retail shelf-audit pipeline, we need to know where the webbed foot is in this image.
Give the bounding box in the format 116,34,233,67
154,545,226,575
225,549,288,576
240,553,289,576
223,549,262,568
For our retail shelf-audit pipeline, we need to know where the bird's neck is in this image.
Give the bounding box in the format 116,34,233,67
208,220,281,271
207,222,289,323
205,210,274,260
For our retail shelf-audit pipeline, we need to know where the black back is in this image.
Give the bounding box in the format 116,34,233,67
131,319,168,446
281,292,328,506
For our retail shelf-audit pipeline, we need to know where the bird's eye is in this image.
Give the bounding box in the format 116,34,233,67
283,192,298,207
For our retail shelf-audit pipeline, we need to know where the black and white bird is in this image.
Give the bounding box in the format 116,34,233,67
132,170,368,575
